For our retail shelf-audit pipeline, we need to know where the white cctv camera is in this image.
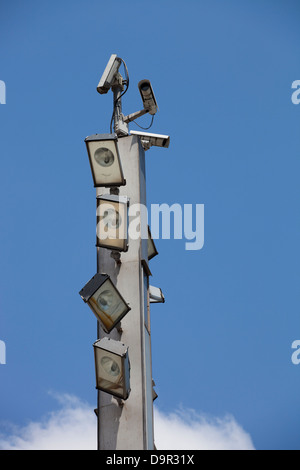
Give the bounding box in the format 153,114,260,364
123,79,159,125
138,79,158,115
97,54,122,94
130,130,170,150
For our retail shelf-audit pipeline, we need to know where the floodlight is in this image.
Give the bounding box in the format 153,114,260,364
96,194,129,252
138,80,158,115
97,54,122,95
79,273,131,333
93,337,130,400
148,226,158,260
149,285,165,304
85,133,125,187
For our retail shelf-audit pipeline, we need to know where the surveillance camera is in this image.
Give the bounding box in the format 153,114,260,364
97,54,122,94
130,130,170,151
149,285,165,304
138,80,158,115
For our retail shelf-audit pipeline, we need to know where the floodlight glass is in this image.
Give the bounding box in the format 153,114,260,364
85,134,125,187
101,356,120,377
148,226,158,260
94,148,115,167
103,209,121,229
93,338,130,400
79,274,130,333
97,195,129,252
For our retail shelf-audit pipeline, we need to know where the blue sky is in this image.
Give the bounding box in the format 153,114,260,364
0,0,300,450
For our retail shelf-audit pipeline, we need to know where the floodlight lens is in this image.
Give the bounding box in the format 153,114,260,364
97,290,113,311
94,147,115,167
103,208,121,230
89,279,128,332
101,356,120,377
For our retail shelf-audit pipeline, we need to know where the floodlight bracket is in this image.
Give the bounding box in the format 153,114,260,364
111,250,122,266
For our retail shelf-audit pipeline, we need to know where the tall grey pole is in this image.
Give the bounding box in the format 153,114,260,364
96,130,154,448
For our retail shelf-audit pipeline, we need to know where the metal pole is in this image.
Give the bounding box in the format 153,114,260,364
112,73,128,137
96,136,154,450
97,320,101,451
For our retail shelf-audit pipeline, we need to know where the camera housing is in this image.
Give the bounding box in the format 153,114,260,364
130,130,170,150
97,54,122,94
138,79,158,115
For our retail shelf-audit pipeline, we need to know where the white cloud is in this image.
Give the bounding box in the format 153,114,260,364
0,394,255,451
0,394,97,450
154,408,255,450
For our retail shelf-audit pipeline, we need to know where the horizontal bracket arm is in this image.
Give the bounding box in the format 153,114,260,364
123,109,149,124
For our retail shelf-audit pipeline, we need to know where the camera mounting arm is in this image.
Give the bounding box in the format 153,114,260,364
123,108,149,124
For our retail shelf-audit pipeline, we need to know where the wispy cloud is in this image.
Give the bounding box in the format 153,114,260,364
0,394,255,450
0,394,97,450
154,407,255,450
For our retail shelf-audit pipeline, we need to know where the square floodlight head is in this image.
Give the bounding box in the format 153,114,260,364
79,273,131,333
148,226,158,261
93,337,130,400
85,133,126,187
97,194,129,252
